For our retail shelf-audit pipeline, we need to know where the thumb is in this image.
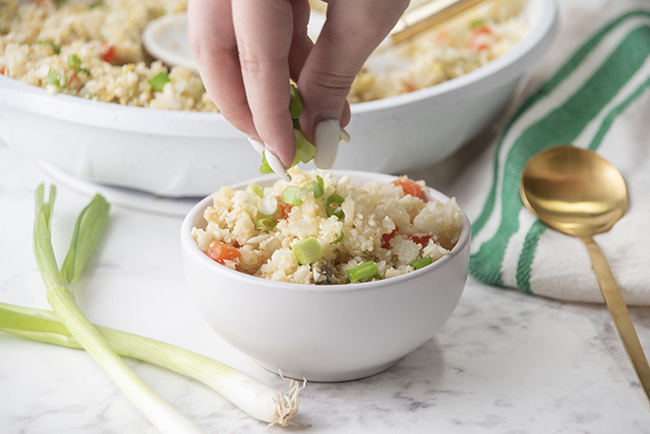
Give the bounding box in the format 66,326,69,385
296,0,409,169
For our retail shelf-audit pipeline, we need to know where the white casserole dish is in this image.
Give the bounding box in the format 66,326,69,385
0,0,557,197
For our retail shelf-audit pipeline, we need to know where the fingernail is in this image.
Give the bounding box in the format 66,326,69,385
339,126,351,143
264,150,291,182
314,119,340,170
247,137,265,154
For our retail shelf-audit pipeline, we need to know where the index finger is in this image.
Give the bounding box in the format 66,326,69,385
232,0,296,167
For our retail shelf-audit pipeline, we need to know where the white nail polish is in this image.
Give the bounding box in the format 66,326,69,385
314,119,340,170
339,126,351,143
247,137,265,154
264,150,291,182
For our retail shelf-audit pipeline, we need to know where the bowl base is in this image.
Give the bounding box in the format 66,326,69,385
256,358,402,383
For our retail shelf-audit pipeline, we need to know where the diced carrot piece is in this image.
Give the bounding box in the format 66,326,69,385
382,226,399,249
100,40,115,64
401,79,417,93
409,234,434,247
277,195,293,219
0,66,6,75
468,25,493,51
205,241,241,265
392,176,425,200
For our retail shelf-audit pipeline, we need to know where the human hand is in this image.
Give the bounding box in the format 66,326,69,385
188,0,409,179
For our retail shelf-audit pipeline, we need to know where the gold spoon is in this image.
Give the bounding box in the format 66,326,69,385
520,145,650,402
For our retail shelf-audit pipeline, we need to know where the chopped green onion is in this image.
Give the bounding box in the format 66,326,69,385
317,176,325,194
246,183,264,197
89,1,105,9
289,84,303,119
470,19,484,29
36,40,60,55
45,68,68,89
259,153,274,174
255,218,277,231
292,237,323,265
53,0,68,6
281,186,303,206
292,129,316,165
331,232,344,244
257,194,278,216
33,185,205,434
300,180,324,200
409,256,433,270
326,194,344,219
149,71,170,91
0,302,304,426
68,54,90,75
346,261,381,283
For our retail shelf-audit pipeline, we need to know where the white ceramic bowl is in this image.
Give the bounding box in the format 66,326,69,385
0,0,557,197
181,171,471,382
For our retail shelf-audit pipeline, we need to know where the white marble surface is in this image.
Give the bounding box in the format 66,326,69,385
1,136,650,434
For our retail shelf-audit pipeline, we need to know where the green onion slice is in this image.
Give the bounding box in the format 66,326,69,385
292,237,323,265
257,194,278,216
68,54,91,75
36,39,60,54
292,129,316,165
326,194,345,218
317,176,325,194
259,153,274,174
346,261,381,283
281,186,303,206
255,218,277,231
300,180,324,200
409,256,433,270
46,68,68,89
289,84,303,119
149,71,171,91
470,19,484,29
246,183,263,197
330,232,344,245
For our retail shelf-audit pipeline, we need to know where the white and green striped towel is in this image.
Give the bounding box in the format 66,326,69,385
464,5,650,305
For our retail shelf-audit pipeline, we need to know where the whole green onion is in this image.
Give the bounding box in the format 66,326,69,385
33,185,205,434
292,237,323,265
409,256,433,270
149,71,171,91
0,302,305,426
346,261,382,283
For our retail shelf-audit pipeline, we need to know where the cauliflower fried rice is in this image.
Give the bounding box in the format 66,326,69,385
192,169,464,285
1,0,528,109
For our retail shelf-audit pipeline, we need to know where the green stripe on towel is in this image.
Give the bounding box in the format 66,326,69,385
469,12,650,292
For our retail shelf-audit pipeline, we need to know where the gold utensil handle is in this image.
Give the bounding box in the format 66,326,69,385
390,0,486,44
582,236,650,400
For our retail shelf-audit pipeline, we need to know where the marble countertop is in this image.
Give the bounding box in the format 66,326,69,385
1,140,649,434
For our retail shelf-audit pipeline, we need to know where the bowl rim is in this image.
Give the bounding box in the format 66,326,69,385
0,0,557,130
181,170,472,294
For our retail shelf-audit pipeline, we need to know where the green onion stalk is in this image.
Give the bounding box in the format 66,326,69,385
29,185,304,431
0,302,305,427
